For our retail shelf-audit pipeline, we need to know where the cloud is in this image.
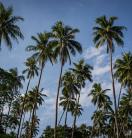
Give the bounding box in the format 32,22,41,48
92,65,110,76
84,46,105,60
79,86,93,107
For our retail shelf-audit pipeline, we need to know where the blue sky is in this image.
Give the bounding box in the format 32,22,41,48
1,0,132,136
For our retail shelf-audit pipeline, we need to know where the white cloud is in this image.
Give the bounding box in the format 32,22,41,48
92,65,110,76
84,46,105,60
79,86,92,107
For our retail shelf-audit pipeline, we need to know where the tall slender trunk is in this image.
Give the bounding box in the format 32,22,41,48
64,108,68,127
71,93,80,138
16,77,31,138
109,47,119,138
71,115,76,138
37,62,45,89
58,110,65,125
64,104,68,138
19,112,26,138
54,61,64,138
30,62,45,138
118,84,122,108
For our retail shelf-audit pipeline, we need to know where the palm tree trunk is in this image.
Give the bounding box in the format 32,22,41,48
29,109,35,138
54,61,64,138
118,84,122,108
16,77,31,138
71,93,80,138
30,62,45,138
64,108,68,138
58,110,65,125
19,112,26,138
109,47,119,138
37,62,45,89
64,108,68,127
71,114,76,138
71,94,79,138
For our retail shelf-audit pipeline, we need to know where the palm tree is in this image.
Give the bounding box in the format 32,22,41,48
26,32,55,138
9,96,22,132
17,57,39,138
88,83,111,110
59,90,76,126
91,110,107,137
118,91,132,137
71,103,83,138
0,2,24,50
59,71,78,138
28,87,46,138
114,52,132,106
52,21,82,138
93,16,126,137
71,59,93,89
26,32,55,89
70,59,93,138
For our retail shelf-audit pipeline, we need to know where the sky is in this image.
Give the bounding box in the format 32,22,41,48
1,0,132,136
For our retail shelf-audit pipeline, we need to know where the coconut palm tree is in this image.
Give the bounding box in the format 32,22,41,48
26,32,55,89
0,2,24,50
28,87,46,138
93,16,126,137
114,52,132,106
71,59,93,89
59,71,78,137
88,83,111,110
70,59,93,138
26,32,55,137
59,90,76,126
91,110,107,137
17,57,39,138
71,103,83,138
52,21,82,138
118,91,132,136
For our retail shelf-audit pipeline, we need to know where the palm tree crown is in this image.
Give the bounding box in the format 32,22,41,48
89,83,111,109
114,52,132,90
71,59,93,88
23,57,39,79
0,2,24,49
26,32,55,66
52,21,82,65
93,16,126,52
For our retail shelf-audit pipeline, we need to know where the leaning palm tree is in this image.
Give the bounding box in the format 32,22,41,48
17,57,39,138
0,2,24,49
52,21,82,138
93,16,126,138
114,52,132,106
